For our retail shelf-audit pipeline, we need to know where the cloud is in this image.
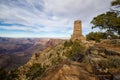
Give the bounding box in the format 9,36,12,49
0,0,113,38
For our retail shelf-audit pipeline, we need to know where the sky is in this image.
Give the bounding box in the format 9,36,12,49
0,0,113,38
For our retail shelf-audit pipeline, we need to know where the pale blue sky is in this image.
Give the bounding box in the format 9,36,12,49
0,0,112,38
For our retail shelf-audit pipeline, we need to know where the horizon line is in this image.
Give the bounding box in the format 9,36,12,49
0,36,70,39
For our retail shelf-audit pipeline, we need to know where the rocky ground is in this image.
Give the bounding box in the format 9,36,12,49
1,39,120,80
40,60,94,80
87,39,120,80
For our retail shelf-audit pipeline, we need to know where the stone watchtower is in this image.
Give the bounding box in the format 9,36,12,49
71,20,85,42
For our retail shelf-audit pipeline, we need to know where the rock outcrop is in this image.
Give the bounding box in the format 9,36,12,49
15,40,95,80
40,61,94,80
5,39,120,80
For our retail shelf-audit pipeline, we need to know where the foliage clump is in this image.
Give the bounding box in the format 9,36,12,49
64,40,86,61
0,68,9,80
64,40,73,47
0,68,20,80
99,57,120,69
91,0,120,37
91,12,120,36
86,32,118,42
86,32,107,42
26,63,46,80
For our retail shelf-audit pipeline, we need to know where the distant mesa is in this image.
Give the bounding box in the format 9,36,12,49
71,20,85,42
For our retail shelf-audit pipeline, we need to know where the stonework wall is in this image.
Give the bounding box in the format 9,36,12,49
71,20,85,42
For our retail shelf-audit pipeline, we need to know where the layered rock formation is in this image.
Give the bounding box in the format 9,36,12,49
40,61,94,80
3,39,120,80
15,42,94,80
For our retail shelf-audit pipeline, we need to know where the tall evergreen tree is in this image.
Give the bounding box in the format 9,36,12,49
91,0,120,36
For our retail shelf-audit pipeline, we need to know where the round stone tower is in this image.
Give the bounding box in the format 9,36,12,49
71,20,85,42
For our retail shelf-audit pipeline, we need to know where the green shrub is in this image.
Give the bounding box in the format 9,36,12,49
99,60,109,69
86,32,118,42
99,57,120,69
0,68,8,80
108,57,120,68
26,63,45,80
86,32,107,42
64,40,73,47
0,68,20,80
8,69,19,80
65,40,86,59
